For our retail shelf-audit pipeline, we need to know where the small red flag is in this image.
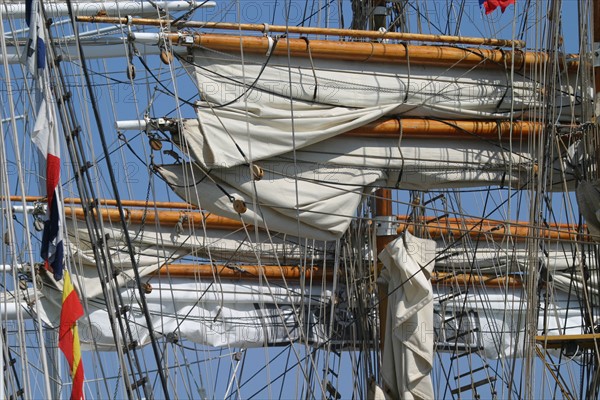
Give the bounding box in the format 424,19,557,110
479,0,515,14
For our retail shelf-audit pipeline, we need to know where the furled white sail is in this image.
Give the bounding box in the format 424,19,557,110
39,276,335,351
182,48,580,167
156,161,385,240
434,285,597,360
436,240,586,273
174,119,545,188
160,128,577,239
62,212,337,296
65,217,195,298
378,232,436,400
31,221,598,356
0,1,212,18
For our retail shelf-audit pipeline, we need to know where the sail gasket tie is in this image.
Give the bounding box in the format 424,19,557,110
266,35,274,56
300,37,318,101
400,42,410,104
500,47,526,72
124,208,131,227
496,120,509,188
394,117,405,187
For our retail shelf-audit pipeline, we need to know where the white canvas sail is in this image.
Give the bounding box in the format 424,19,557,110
39,275,337,351
181,47,582,167
379,232,435,400
158,128,578,240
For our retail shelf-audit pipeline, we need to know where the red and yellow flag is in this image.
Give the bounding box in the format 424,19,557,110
58,270,85,400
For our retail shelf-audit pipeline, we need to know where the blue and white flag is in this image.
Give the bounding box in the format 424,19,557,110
23,0,46,76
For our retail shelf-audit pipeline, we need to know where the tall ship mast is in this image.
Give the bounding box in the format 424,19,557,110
0,0,598,398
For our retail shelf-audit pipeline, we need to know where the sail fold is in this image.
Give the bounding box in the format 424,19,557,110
39,276,337,350
156,161,385,241
160,129,578,239
64,218,194,298
183,47,580,167
378,232,436,400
